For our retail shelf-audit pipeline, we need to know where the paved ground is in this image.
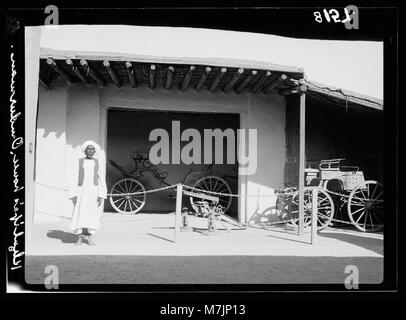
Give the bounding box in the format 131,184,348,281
25,213,383,284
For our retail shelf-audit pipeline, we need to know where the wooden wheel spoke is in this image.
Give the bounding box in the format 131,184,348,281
213,179,219,192
372,211,383,225
128,199,134,212
351,206,366,216
129,198,140,209
318,205,332,210
117,184,126,193
318,197,329,205
350,201,366,207
113,196,126,204
117,198,126,210
352,194,367,203
354,209,367,224
372,190,384,201
362,210,369,228
369,184,379,200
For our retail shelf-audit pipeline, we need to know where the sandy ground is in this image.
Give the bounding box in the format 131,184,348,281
25,213,383,284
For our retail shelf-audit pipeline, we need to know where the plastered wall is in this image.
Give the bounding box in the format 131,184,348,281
34,82,286,223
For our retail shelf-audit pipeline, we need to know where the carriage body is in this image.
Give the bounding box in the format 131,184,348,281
278,158,383,233
318,159,365,191
309,158,382,232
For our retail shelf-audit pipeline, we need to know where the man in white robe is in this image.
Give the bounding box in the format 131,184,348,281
68,140,107,245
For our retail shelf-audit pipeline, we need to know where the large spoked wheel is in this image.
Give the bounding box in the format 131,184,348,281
109,178,146,214
289,189,335,231
347,180,383,232
190,176,232,213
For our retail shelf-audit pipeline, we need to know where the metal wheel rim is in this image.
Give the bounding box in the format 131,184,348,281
190,175,232,213
347,180,383,232
109,178,146,214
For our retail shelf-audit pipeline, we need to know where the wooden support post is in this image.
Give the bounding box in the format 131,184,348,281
223,68,244,93
46,58,73,85
311,187,318,244
174,184,183,243
251,71,271,93
196,66,211,91
66,59,89,85
165,66,175,90
263,74,288,94
149,64,156,89
209,67,227,92
80,59,106,86
125,61,137,88
103,60,122,87
279,84,307,96
180,65,195,91
235,70,257,93
39,76,50,90
298,92,306,236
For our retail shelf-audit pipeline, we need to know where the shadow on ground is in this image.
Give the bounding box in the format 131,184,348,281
47,230,78,244
318,231,383,256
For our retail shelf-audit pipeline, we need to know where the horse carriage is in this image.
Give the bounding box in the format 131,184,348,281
108,149,236,215
276,158,384,232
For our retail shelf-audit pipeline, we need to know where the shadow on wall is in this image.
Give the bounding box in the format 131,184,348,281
37,78,69,139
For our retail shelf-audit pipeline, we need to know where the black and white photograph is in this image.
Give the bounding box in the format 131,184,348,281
4,2,399,306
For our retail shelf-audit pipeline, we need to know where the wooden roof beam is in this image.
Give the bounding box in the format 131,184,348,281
103,60,122,88
263,74,288,94
195,67,211,91
209,67,227,93
165,66,175,90
235,70,257,94
279,84,308,96
125,62,137,88
79,59,106,87
66,59,89,85
46,58,73,85
39,76,50,90
251,71,271,93
224,68,244,93
180,65,195,91
149,64,156,89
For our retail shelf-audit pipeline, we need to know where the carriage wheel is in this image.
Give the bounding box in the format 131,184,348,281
190,176,232,213
109,178,146,214
289,189,335,231
347,180,383,232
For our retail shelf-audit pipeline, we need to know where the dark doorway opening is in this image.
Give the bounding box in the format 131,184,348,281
106,109,240,218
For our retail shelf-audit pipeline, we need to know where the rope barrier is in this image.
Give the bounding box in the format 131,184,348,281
182,184,297,198
35,182,382,229
107,184,178,197
36,182,68,192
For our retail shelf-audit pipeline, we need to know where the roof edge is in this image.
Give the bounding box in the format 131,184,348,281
40,47,304,75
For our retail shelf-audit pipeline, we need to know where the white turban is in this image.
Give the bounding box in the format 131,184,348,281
81,140,100,153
